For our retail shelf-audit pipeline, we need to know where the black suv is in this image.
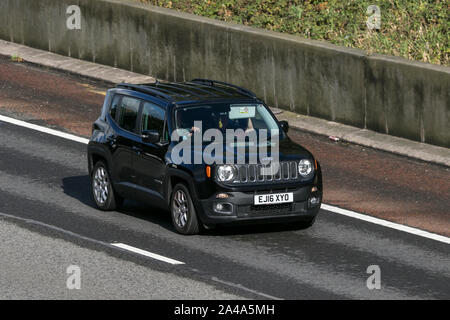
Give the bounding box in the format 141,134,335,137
88,79,322,234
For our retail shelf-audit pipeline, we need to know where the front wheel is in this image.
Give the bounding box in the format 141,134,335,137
170,183,200,235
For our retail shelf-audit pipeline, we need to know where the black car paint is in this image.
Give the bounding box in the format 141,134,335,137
88,85,322,226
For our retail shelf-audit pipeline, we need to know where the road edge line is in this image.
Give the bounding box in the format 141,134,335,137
0,114,89,144
321,204,450,245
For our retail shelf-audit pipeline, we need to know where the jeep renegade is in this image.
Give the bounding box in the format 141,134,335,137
88,79,322,234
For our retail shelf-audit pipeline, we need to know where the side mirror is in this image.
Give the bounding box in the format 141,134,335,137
142,130,160,144
279,120,289,133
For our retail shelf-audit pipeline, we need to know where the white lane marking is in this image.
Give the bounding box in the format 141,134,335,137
321,204,450,245
211,277,282,300
0,114,89,144
1,114,449,245
0,211,185,265
111,243,185,265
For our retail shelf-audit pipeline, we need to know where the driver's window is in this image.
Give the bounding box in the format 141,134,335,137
141,102,165,141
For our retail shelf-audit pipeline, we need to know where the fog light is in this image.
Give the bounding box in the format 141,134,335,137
214,202,233,214
311,187,318,192
308,196,320,208
216,193,230,199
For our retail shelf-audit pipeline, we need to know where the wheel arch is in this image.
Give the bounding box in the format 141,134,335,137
88,144,112,175
166,168,202,213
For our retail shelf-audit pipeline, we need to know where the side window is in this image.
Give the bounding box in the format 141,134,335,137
163,123,169,142
141,102,166,141
118,96,141,133
109,95,121,121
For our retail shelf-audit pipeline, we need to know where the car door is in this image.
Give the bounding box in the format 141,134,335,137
131,101,169,207
108,95,142,196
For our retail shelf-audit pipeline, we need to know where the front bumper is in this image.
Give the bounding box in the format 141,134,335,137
196,185,321,226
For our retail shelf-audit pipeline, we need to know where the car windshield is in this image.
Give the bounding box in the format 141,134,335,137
175,103,280,136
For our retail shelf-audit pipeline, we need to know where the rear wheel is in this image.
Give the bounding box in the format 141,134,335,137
170,183,200,235
91,161,123,211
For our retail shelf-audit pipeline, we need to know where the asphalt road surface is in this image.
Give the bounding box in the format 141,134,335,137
0,57,449,299
1,56,448,236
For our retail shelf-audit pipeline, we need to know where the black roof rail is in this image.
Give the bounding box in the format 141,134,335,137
147,85,186,98
191,79,257,98
169,82,221,96
185,81,234,96
116,83,174,101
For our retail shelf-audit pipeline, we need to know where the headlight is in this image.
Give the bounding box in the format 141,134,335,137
298,159,313,177
216,165,237,182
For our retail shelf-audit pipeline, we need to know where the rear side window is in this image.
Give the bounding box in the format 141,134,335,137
117,96,141,133
109,95,121,120
142,102,166,140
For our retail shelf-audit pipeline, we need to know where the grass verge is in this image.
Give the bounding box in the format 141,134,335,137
138,0,449,66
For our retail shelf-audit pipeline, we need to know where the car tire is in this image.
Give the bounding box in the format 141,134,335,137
170,183,200,235
91,161,123,211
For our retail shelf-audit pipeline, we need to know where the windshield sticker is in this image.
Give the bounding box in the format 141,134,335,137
229,106,256,119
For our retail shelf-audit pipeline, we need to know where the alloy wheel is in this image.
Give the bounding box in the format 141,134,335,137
172,190,188,228
93,166,109,205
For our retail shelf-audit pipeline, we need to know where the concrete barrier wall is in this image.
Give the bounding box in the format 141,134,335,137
0,0,449,147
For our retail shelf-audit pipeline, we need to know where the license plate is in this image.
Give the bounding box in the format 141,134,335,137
254,192,293,205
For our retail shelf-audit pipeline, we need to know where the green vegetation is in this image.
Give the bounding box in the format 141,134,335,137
138,0,449,66
10,54,24,62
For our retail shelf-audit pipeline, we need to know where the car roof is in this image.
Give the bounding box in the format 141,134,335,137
115,79,259,104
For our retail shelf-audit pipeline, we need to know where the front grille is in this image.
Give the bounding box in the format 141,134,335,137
243,187,298,195
234,161,298,184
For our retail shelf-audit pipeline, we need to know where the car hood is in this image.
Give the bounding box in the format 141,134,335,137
169,136,313,165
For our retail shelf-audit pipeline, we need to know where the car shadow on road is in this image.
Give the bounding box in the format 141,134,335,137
62,175,312,236
203,221,313,237
61,175,175,231
61,175,96,207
